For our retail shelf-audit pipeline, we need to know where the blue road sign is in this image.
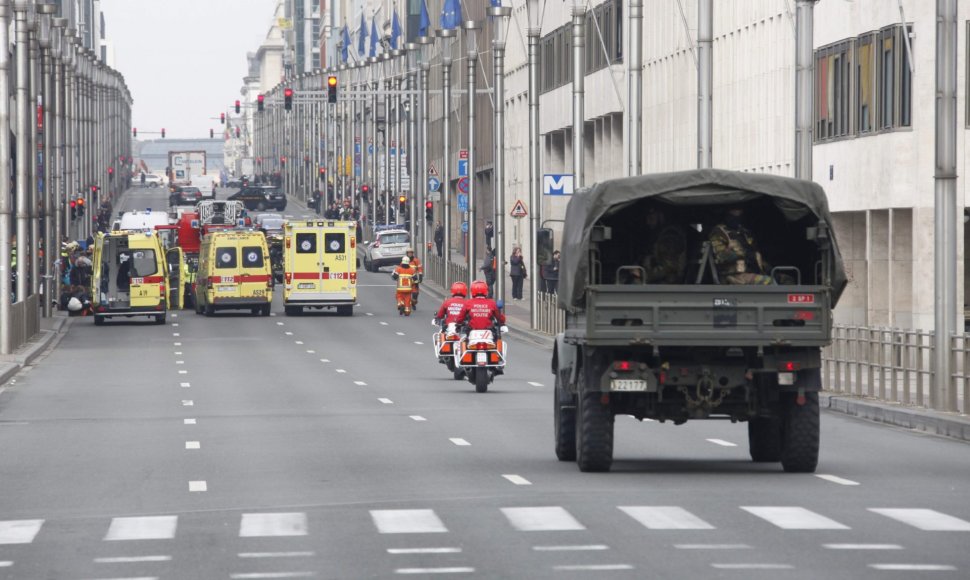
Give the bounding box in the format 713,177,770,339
355,143,361,154
461,221,469,233
428,176,441,192
457,194,468,212
368,144,374,154
458,159,468,177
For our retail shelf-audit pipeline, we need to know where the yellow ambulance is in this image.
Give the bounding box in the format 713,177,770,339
195,230,273,316
282,220,357,316
90,230,168,325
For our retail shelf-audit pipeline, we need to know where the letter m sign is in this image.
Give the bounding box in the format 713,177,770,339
543,174,575,196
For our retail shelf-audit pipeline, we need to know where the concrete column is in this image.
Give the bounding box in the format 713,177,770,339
0,3,13,353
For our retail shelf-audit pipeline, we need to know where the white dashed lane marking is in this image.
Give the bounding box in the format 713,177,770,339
276,322,285,326
553,564,633,572
173,342,182,346
396,567,475,575
295,341,304,345
172,333,180,337
815,474,860,486
178,370,188,375
319,359,330,363
185,441,200,450
388,548,462,554
285,332,293,336
174,351,182,355
868,565,957,571
380,322,388,326
94,555,172,563
410,416,427,422
449,438,470,446
396,332,405,336
189,481,207,492
306,350,315,354
378,398,394,405
180,382,190,388
238,551,316,558
354,381,367,386
823,544,901,550
184,419,196,425
528,381,544,387
502,474,532,486
675,544,751,550
336,369,347,374
414,341,424,345
533,545,609,552
0,520,44,544
181,400,194,407
706,439,737,447
175,361,185,365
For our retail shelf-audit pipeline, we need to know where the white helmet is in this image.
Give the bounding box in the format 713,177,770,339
401,256,410,265
67,297,82,312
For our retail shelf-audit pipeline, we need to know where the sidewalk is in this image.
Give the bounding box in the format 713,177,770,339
0,312,71,387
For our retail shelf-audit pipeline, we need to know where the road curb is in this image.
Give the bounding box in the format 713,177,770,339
821,393,970,442
0,314,71,386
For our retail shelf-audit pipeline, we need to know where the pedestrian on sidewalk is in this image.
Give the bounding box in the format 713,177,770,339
542,250,560,294
434,222,444,256
481,247,498,298
509,246,526,300
484,220,494,250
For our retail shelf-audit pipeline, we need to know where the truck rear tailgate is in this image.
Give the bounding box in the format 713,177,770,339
567,285,832,347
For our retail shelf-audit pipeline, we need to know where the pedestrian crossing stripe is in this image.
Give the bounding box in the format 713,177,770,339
4,506,970,543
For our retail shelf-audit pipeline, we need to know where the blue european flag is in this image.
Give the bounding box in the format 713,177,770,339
390,10,402,50
440,0,461,30
370,16,379,57
341,25,350,63
357,13,367,57
418,0,431,37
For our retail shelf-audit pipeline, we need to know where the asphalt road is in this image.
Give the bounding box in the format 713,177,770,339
0,187,967,579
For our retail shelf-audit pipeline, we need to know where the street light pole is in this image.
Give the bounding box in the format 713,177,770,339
15,1,30,301
526,0,541,327
571,0,586,189
697,0,713,169
464,20,480,289
489,5,511,305
418,37,431,269
0,3,13,353
437,28,457,286
393,49,404,226
627,0,642,176
406,43,419,250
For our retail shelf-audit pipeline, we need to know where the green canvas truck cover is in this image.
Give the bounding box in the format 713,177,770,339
558,169,848,312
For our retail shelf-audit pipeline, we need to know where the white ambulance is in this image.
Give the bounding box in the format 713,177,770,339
282,220,358,316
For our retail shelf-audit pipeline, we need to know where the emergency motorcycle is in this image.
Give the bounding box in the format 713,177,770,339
453,299,508,393
432,319,465,380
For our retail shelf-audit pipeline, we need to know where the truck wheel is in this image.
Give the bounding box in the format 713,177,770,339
780,391,820,473
554,375,577,461
575,378,614,472
747,417,782,462
475,368,489,393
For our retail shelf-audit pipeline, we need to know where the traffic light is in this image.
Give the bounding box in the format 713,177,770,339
257,94,264,112
107,166,114,180
161,128,166,138
235,100,241,114
360,184,370,201
327,75,338,104
280,156,286,167
425,200,433,223
284,87,293,111
132,127,137,138
318,167,325,180
76,196,85,218
398,195,407,213
220,112,225,125
210,128,214,138
69,199,77,221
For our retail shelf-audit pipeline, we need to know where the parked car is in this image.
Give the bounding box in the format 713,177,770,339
363,229,410,272
136,173,164,188
227,185,287,211
169,186,203,206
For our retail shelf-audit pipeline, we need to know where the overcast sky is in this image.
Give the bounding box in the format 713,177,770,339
101,0,275,140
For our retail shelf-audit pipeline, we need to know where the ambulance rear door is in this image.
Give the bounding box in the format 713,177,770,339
319,223,355,300
166,247,184,310
288,225,324,300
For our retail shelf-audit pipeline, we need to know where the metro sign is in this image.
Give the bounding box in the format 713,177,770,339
543,174,575,195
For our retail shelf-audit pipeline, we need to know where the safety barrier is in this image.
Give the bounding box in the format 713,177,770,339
535,291,565,335
5,295,40,353
822,325,968,415
425,255,469,290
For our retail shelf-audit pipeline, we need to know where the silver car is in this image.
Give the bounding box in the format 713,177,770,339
363,229,410,272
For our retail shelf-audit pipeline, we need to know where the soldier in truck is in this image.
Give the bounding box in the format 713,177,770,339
709,206,774,285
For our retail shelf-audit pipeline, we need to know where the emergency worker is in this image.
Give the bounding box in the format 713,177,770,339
183,260,197,307
434,282,468,331
457,280,506,332
709,206,773,285
405,247,423,308
391,256,416,315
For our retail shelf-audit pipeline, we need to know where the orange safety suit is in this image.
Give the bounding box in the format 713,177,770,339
392,265,415,312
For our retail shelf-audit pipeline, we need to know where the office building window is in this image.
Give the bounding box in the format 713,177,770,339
815,40,853,140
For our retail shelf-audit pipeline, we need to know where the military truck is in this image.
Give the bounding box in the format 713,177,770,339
550,169,847,473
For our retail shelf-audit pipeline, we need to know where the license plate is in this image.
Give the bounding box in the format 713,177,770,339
218,285,235,292
476,353,487,365
297,283,315,289
611,379,648,392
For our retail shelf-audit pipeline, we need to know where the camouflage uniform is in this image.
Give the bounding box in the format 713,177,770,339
640,225,687,284
709,223,773,285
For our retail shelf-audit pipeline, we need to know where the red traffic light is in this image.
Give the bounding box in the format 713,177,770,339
107,167,113,174
69,200,76,208
220,112,225,124
235,100,241,114
425,201,433,210
284,87,293,98
161,128,166,138
132,127,137,137
361,184,370,193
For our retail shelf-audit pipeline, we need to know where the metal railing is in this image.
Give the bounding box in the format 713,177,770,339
536,291,565,335
5,295,40,352
822,324,968,415
425,255,469,290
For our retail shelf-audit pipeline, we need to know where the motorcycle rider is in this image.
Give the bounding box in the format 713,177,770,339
405,247,423,309
457,280,506,332
434,281,468,332
391,256,416,315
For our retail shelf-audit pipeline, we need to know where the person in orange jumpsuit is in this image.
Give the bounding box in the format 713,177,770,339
405,247,423,309
391,256,416,315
